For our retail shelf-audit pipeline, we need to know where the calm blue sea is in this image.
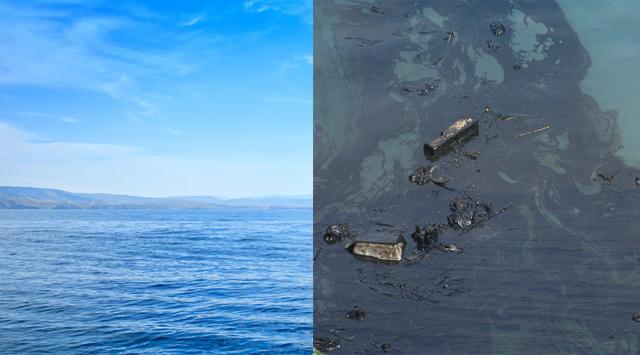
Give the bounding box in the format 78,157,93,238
0,208,311,354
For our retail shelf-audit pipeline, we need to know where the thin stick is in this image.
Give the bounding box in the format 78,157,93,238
515,124,550,138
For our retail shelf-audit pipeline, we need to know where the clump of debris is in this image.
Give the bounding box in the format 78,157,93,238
447,196,493,229
345,305,366,320
490,22,506,36
324,118,511,267
408,165,448,186
323,224,351,244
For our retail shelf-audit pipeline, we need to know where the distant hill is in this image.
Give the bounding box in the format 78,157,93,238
0,186,312,209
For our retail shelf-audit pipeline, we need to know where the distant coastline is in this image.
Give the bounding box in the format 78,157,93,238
0,186,312,209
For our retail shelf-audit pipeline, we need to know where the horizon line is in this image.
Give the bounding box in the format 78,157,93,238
0,185,313,200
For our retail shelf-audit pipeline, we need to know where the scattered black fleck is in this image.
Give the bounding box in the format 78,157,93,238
490,22,506,36
346,305,366,320
632,312,640,322
463,151,479,160
323,224,350,244
400,85,415,94
344,36,383,47
370,6,385,15
635,177,640,186
436,272,467,296
513,64,522,71
597,172,615,182
381,343,391,352
314,337,341,352
486,40,501,52
418,82,438,96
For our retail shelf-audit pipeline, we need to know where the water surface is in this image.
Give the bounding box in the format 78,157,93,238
0,208,311,354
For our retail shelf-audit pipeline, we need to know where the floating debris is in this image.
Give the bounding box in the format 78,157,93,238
513,64,522,71
500,114,518,121
463,151,479,160
381,343,391,352
633,312,640,322
418,82,438,96
636,177,640,186
400,85,416,94
347,230,406,262
597,172,615,182
412,223,444,252
344,36,382,47
447,196,493,229
346,305,366,320
401,80,440,96
515,124,550,138
448,197,512,230
314,337,341,353
444,31,454,43
448,197,480,229
490,22,506,36
439,243,463,253
323,224,351,244
370,5,385,15
486,40,501,52
408,165,448,186
424,118,479,160
409,166,435,185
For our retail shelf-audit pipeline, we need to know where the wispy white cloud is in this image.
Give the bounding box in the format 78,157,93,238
16,112,82,124
243,0,312,23
181,14,205,26
0,2,218,122
0,122,311,197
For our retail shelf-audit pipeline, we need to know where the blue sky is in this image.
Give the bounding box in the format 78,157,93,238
0,0,311,198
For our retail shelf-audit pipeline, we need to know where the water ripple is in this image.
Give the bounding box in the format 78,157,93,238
0,208,311,354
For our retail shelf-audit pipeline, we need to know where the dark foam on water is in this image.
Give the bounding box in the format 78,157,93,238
315,0,640,353
0,209,311,354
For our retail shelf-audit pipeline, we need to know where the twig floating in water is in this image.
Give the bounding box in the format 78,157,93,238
515,124,550,138
444,31,454,43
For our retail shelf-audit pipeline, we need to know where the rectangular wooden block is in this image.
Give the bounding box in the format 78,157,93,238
347,230,405,262
424,117,479,160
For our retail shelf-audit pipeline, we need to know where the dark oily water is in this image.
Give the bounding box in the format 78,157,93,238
314,1,640,353
0,209,311,354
